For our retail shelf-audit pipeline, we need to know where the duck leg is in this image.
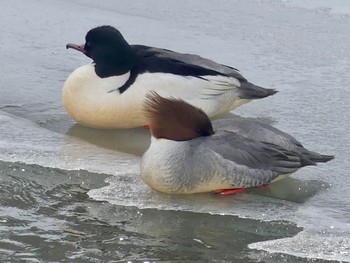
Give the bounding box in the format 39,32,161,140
213,188,247,195
213,184,269,195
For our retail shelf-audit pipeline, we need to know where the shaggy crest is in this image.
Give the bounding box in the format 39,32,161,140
143,91,214,141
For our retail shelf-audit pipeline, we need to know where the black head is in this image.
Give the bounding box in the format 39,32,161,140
67,26,137,77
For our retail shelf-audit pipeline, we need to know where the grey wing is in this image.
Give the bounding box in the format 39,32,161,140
212,118,334,165
212,118,303,152
132,45,247,80
195,131,302,174
189,131,302,188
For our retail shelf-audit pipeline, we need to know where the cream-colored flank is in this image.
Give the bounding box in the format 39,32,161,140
62,64,248,128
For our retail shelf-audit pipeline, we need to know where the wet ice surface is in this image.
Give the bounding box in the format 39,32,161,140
0,0,350,262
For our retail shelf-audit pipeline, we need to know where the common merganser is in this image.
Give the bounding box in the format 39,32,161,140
64,25,277,129
140,92,334,194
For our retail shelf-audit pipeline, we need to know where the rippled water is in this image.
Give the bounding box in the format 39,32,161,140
1,0,349,262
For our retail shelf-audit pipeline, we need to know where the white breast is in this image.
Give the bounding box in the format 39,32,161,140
140,138,188,193
62,64,243,128
62,64,145,128
140,138,234,194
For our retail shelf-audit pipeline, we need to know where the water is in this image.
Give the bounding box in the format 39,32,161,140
0,0,349,262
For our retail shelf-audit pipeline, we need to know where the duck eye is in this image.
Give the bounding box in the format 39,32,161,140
85,41,92,49
196,128,213,137
196,129,203,135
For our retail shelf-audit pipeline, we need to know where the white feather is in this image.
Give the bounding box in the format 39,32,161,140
62,64,247,128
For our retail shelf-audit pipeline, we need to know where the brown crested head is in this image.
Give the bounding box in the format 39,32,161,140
143,91,214,141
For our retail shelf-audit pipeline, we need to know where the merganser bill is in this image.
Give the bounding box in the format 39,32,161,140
140,92,334,194
64,25,277,129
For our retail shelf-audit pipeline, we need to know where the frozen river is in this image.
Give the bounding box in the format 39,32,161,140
0,0,349,262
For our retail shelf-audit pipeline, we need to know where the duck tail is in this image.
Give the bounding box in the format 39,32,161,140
300,151,335,167
309,152,335,163
238,82,277,100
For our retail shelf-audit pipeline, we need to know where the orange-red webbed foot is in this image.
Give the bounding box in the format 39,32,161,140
213,188,247,195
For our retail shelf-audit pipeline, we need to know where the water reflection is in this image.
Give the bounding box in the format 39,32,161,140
63,112,276,157
65,124,151,157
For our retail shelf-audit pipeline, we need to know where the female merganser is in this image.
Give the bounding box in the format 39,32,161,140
64,25,277,129
141,92,334,194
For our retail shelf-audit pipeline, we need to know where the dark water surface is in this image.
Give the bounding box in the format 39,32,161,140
0,161,328,262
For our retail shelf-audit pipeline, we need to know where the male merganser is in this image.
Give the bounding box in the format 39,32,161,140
140,92,334,194
64,25,277,129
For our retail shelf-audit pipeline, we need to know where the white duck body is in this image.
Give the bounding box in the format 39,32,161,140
63,64,245,129
64,26,276,129
140,93,334,194
141,131,301,194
